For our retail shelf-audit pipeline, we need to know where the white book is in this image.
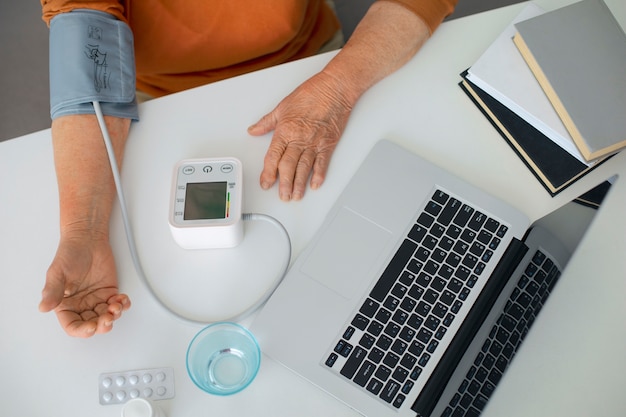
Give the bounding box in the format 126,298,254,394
466,3,591,165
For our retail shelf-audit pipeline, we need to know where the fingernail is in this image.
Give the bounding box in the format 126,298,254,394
292,191,303,201
261,181,270,190
280,192,291,201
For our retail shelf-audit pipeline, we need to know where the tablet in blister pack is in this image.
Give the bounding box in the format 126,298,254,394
99,367,175,405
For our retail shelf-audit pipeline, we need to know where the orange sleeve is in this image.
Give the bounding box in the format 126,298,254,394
40,0,127,26
378,0,458,34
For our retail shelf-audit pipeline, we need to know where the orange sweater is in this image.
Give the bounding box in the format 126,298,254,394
41,0,456,97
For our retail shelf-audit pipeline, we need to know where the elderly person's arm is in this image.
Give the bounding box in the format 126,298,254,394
249,0,457,201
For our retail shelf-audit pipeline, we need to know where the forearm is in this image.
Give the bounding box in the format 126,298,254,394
52,114,130,241
321,1,431,106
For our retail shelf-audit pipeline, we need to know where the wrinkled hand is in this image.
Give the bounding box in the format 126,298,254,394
39,234,130,337
248,71,354,201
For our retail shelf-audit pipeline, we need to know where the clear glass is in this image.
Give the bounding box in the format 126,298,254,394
186,322,261,395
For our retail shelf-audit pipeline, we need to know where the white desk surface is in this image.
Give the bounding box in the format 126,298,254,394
1,1,624,416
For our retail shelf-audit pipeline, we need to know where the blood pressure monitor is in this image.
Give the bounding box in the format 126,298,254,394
169,158,243,249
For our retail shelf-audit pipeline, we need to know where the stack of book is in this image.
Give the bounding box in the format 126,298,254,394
459,0,625,207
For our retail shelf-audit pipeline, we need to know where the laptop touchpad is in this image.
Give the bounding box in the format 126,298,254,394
301,207,392,300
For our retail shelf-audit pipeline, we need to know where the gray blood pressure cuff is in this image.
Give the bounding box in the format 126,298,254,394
49,10,138,120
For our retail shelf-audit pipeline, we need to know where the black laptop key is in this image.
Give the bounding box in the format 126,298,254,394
423,289,439,304
525,262,538,278
481,381,496,398
440,290,456,306
460,228,477,244
453,204,474,227
459,393,473,409
340,346,367,379
416,328,433,344
400,297,417,312
432,190,449,205
401,353,418,369
432,249,447,264
468,211,487,231
391,339,408,355
375,365,391,381
516,292,532,309
325,353,338,367
366,378,384,395
415,301,431,317
466,407,482,417
399,327,416,343
359,333,375,349
409,224,427,244
383,295,400,311
438,198,462,226
375,308,391,324
542,257,554,273
416,272,432,288
399,271,417,286
431,277,446,292
380,380,401,403
408,259,424,275
488,236,501,250
392,366,409,383
334,339,351,356
488,368,502,385
546,269,560,291
532,249,547,265
392,309,409,325
476,230,492,245
484,218,499,233
376,335,393,350
425,201,443,217
407,314,424,330
417,212,435,228
439,236,455,252
360,298,379,318
368,347,384,363
415,247,431,262
446,225,462,239
431,223,446,238
393,394,406,409
351,314,370,331
384,322,401,338
354,360,377,387
526,280,543,296
402,380,414,394
462,253,479,269
370,239,417,302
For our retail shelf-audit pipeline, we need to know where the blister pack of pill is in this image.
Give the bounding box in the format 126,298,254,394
99,367,175,405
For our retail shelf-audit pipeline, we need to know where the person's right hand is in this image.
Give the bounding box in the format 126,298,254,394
39,232,131,338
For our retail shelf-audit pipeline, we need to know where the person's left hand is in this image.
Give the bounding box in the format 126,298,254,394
248,71,354,201
39,233,131,337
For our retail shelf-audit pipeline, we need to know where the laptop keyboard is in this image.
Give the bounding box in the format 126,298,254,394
324,189,510,409
441,248,561,417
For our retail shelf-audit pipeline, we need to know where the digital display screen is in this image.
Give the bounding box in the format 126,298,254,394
184,182,228,220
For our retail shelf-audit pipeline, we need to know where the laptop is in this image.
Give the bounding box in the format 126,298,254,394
251,139,577,416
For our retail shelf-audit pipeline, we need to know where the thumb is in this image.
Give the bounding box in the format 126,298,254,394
248,110,278,136
39,270,66,313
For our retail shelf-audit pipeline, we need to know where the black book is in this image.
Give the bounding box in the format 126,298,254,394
459,70,611,208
